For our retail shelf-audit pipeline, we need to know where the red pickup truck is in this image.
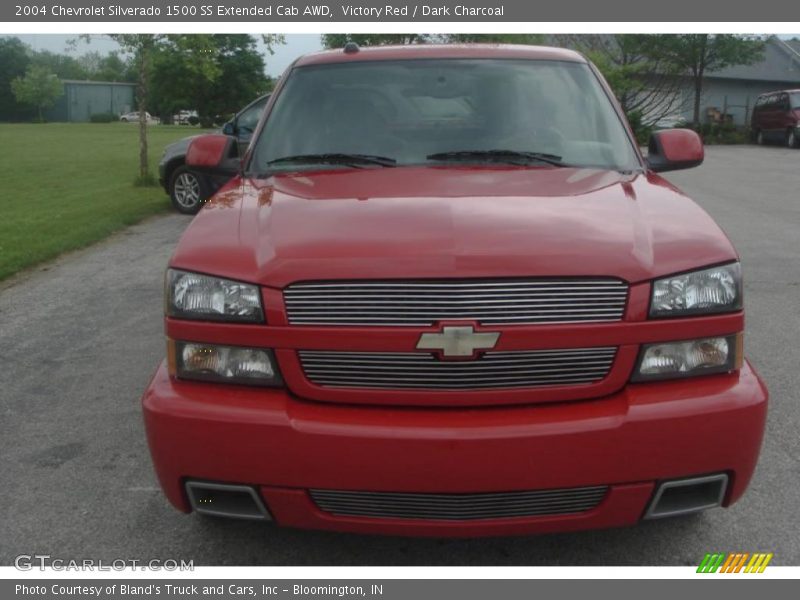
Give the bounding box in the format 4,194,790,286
141,44,768,537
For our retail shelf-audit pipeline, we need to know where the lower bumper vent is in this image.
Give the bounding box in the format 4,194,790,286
310,486,608,521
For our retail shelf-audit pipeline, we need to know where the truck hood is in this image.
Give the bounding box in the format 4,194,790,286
171,166,737,287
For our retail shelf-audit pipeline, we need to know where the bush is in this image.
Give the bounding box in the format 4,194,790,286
687,122,749,145
626,110,653,145
89,112,116,123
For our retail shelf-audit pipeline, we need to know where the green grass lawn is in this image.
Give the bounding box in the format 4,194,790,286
0,122,209,281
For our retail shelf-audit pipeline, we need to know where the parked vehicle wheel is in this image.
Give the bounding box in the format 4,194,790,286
787,129,799,149
755,130,764,145
169,166,209,215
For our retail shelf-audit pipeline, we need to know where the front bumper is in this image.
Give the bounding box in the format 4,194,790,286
157,159,168,191
142,360,767,537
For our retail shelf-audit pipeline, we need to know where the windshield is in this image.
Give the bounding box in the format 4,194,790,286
791,92,800,109
250,59,640,174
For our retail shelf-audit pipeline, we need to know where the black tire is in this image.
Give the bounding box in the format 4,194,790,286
169,165,210,215
787,129,799,149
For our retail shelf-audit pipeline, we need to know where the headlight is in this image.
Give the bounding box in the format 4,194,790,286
166,269,263,322
632,334,742,382
650,262,742,317
169,340,281,387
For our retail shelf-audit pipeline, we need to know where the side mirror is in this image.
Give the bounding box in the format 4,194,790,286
646,129,704,172
221,121,235,136
186,134,240,173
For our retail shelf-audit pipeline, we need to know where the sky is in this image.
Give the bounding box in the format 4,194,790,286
13,34,324,77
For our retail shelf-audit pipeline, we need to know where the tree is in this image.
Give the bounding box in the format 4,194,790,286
205,35,272,124
261,34,286,54
106,34,163,184
150,35,221,124
150,35,271,127
0,37,31,120
11,65,63,122
556,35,687,129
77,33,282,181
30,50,90,80
93,52,134,82
657,35,764,126
76,51,133,81
77,51,103,76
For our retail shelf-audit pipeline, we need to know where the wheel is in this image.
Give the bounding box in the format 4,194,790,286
169,165,209,215
787,129,799,149
756,130,764,145
120,117,128,123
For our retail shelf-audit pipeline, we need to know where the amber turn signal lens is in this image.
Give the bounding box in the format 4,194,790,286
734,332,744,370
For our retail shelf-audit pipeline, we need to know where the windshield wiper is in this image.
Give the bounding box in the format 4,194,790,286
265,153,397,168
426,149,568,167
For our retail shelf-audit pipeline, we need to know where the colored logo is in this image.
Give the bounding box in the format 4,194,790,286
697,553,773,573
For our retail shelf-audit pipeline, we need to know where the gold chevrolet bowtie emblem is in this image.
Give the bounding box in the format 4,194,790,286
416,325,500,358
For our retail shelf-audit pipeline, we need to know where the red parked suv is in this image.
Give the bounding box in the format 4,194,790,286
141,45,768,537
751,89,800,148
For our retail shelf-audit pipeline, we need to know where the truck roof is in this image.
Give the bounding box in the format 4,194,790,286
294,44,587,68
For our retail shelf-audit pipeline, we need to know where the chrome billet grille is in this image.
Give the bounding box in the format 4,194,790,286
298,347,616,390
310,486,608,520
283,279,628,326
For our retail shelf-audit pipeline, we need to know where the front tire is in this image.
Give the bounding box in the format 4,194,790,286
787,129,799,149
169,165,209,215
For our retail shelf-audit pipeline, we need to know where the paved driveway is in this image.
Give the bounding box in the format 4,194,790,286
1,145,797,566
